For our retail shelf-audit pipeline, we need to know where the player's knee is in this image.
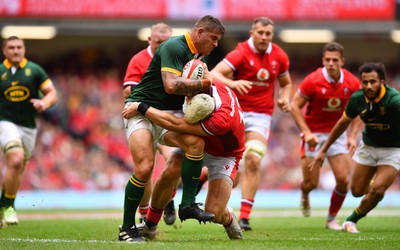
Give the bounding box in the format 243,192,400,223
302,180,318,191
159,165,180,184
351,186,365,197
244,153,261,170
244,140,266,168
369,185,386,201
164,151,183,175
133,160,155,180
4,140,25,169
335,176,350,191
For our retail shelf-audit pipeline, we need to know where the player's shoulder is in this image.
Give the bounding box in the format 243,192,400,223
350,88,365,100
270,42,288,56
269,43,289,64
163,35,185,47
24,60,47,73
342,68,359,80
0,62,6,71
303,68,324,82
129,48,151,62
159,35,188,55
385,84,400,100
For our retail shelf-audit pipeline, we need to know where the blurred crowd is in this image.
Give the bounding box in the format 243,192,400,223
1,54,399,192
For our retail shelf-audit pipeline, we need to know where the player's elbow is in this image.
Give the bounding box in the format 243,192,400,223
164,84,176,95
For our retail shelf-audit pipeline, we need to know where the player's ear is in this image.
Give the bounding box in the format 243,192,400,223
197,27,206,36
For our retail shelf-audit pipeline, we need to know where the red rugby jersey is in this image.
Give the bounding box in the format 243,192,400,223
201,82,245,158
123,46,152,89
298,67,361,132
223,39,290,115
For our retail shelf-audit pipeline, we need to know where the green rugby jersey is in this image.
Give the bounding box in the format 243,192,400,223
0,58,51,128
345,84,400,147
126,33,207,110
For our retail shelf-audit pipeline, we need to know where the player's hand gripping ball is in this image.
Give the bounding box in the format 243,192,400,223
182,59,204,80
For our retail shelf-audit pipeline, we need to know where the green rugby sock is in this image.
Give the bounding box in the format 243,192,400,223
346,207,365,223
122,174,146,228
180,153,203,207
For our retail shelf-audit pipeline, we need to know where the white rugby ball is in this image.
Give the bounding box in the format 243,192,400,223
182,59,204,80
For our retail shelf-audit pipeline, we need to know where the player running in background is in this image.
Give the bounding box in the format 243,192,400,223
0,36,58,226
122,22,176,225
211,17,292,231
309,62,400,233
290,42,361,230
124,81,245,240
119,15,225,242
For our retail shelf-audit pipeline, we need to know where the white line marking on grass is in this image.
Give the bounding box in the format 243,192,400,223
1,237,142,244
16,209,400,220
304,237,387,241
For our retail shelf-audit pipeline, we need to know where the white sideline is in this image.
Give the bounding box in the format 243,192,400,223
15,208,400,220
1,237,123,244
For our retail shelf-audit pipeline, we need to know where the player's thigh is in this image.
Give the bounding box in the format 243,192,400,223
243,112,271,143
125,116,156,164
245,130,268,145
163,130,204,153
128,129,155,164
373,165,398,192
300,156,320,184
351,164,376,195
328,153,352,182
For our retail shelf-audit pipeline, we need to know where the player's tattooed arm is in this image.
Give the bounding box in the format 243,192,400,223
162,71,202,96
175,78,203,96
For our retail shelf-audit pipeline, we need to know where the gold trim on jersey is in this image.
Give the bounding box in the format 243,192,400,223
184,32,198,54
3,58,28,69
40,79,53,90
161,67,181,76
364,84,386,103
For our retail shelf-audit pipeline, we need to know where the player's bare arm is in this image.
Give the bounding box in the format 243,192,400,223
211,61,253,95
308,115,353,171
123,102,208,137
277,73,292,112
122,86,132,99
346,116,363,156
290,92,318,147
162,71,210,97
30,83,58,113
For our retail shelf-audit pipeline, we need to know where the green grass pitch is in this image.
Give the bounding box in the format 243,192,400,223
0,208,399,250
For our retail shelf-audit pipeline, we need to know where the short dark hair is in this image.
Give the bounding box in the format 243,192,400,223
252,17,274,29
3,36,23,48
193,15,225,36
322,42,344,57
358,62,386,81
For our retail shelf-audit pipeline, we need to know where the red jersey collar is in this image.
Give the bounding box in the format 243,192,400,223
322,67,344,84
247,37,272,54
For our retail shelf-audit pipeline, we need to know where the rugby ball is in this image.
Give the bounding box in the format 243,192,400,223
182,59,204,80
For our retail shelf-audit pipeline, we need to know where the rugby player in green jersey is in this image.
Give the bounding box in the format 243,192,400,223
120,15,225,242
310,62,400,233
0,36,57,227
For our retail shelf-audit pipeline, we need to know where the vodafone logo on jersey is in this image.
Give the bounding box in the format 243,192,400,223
257,68,269,81
254,68,270,86
328,97,342,110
